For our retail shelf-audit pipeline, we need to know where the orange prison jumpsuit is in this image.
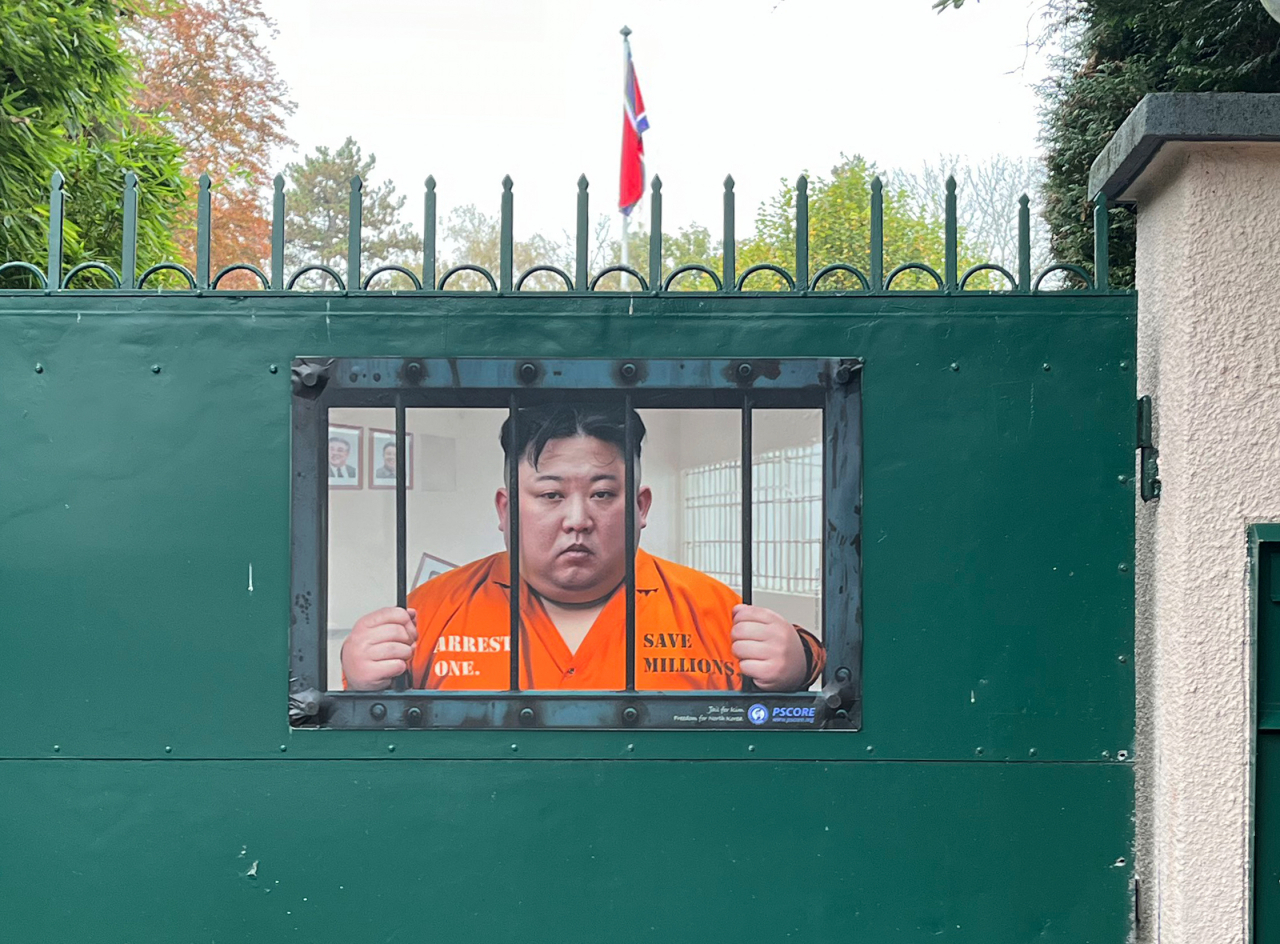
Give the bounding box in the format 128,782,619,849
405,549,822,691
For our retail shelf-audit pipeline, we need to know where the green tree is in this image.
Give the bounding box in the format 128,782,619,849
126,0,295,277
437,204,572,290
1,0,185,288
936,0,1280,287
901,154,1051,276
740,155,993,291
593,219,723,290
282,137,419,288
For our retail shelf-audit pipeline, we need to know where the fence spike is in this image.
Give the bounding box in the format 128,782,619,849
271,174,285,290
723,175,736,293
196,173,211,290
348,176,363,292
47,171,65,291
500,175,513,293
121,171,139,289
795,175,809,292
649,175,662,292
870,176,883,291
945,175,958,292
1094,192,1110,292
575,174,588,293
423,176,436,291
1018,194,1031,293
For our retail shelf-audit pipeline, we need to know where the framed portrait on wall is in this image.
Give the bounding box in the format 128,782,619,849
412,552,457,590
369,428,414,489
327,423,362,489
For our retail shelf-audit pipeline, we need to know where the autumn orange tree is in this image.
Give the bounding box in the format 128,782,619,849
126,0,294,281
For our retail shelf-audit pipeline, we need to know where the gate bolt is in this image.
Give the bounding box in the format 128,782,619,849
622,706,639,725
370,702,387,721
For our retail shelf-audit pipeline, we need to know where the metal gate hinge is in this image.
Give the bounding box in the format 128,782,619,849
291,358,333,398
288,688,323,724
1137,396,1161,502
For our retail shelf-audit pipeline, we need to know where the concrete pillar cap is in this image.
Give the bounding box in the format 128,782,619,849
1089,92,1280,203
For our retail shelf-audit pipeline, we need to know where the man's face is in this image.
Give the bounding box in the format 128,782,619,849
383,445,397,472
496,435,650,604
328,440,349,467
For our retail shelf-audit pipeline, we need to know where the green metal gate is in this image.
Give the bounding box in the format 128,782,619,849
1253,529,1280,942
0,171,1136,942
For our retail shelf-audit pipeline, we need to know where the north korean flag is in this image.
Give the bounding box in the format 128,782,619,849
619,42,649,216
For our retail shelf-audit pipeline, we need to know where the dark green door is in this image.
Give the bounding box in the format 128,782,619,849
1256,540,1280,941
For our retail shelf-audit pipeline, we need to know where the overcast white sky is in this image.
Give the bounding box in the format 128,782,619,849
260,0,1054,242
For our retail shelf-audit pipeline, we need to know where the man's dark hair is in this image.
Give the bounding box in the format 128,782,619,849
500,403,645,472
328,437,349,449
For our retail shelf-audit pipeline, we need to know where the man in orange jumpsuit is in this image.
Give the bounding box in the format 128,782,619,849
341,404,824,692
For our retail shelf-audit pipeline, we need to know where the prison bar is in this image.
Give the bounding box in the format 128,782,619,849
741,397,754,607
506,395,522,692
624,397,638,692
393,393,410,691
740,397,757,694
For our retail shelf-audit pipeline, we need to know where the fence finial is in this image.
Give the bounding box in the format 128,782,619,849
723,175,736,293
348,176,363,292
47,171,66,291
870,176,884,291
271,174,285,290
1093,192,1110,292
424,176,436,291
795,175,809,293
121,171,139,289
1018,194,1031,293
649,175,662,292
575,174,589,293
945,175,958,292
500,176,513,292
196,173,212,290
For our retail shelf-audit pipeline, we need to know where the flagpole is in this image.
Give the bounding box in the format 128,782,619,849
620,25,633,290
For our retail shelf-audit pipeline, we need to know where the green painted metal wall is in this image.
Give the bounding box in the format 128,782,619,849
0,291,1135,941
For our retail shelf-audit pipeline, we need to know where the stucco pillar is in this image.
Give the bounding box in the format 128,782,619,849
1092,93,1280,944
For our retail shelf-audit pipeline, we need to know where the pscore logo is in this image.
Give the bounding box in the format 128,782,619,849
771,706,817,724
747,704,769,725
